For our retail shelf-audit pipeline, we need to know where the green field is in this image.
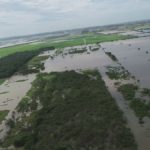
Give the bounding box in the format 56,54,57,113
48,33,135,49
0,33,135,58
0,42,51,58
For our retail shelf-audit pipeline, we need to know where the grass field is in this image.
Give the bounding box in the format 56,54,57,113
0,33,135,58
0,42,50,58
47,33,135,49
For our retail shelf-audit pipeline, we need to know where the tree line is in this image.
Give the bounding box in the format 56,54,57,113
0,46,54,79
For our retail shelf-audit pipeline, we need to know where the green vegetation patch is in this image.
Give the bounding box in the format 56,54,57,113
48,33,135,49
0,41,55,58
0,47,53,78
105,52,118,61
0,91,9,95
0,51,39,78
90,45,100,51
16,79,28,82
68,48,87,54
118,85,150,121
2,71,137,150
0,33,134,58
20,55,49,75
106,66,130,80
0,79,5,85
0,110,9,123
29,55,49,66
118,84,138,101
141,88,150,97
28,55,49,70
130,99,150,119
17,97,31,113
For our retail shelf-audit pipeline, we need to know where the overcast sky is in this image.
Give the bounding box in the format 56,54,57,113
0,0,150,38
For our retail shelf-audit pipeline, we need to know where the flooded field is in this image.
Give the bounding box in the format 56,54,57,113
0,74,36,139
44,49,110,72
43,37,150,150
0,75,35,111
102,37,150,88
0,36,150,149
44,37,150,89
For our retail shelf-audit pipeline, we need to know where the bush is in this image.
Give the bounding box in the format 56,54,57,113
6,119,15,128
130,98,150,118
105,52,118,61
118,84,138,100
14,132,29,147
0,46,54,78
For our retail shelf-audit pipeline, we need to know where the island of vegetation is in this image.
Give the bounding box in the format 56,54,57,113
106,66,130,80
0,110,9,124
105,52,118,61
1,71,137,150
118,84,150,122
0,33,135,58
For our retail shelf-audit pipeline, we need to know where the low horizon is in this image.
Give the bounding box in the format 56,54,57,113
1,18,150,40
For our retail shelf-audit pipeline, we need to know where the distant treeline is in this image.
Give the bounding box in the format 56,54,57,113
0,46,54,79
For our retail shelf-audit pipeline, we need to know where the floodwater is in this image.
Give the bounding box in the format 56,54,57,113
0,74,35,111
0,36,150,149
43,37,150,150
44,49,111,72
102,37,150,88
0,74,36,139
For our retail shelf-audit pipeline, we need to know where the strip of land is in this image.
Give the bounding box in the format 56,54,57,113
2,71,137,150
0,33,135,58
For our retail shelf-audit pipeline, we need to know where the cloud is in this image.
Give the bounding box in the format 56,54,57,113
21,0,92,12
0,21,12,26
0,0,150,38
0,0,93,13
